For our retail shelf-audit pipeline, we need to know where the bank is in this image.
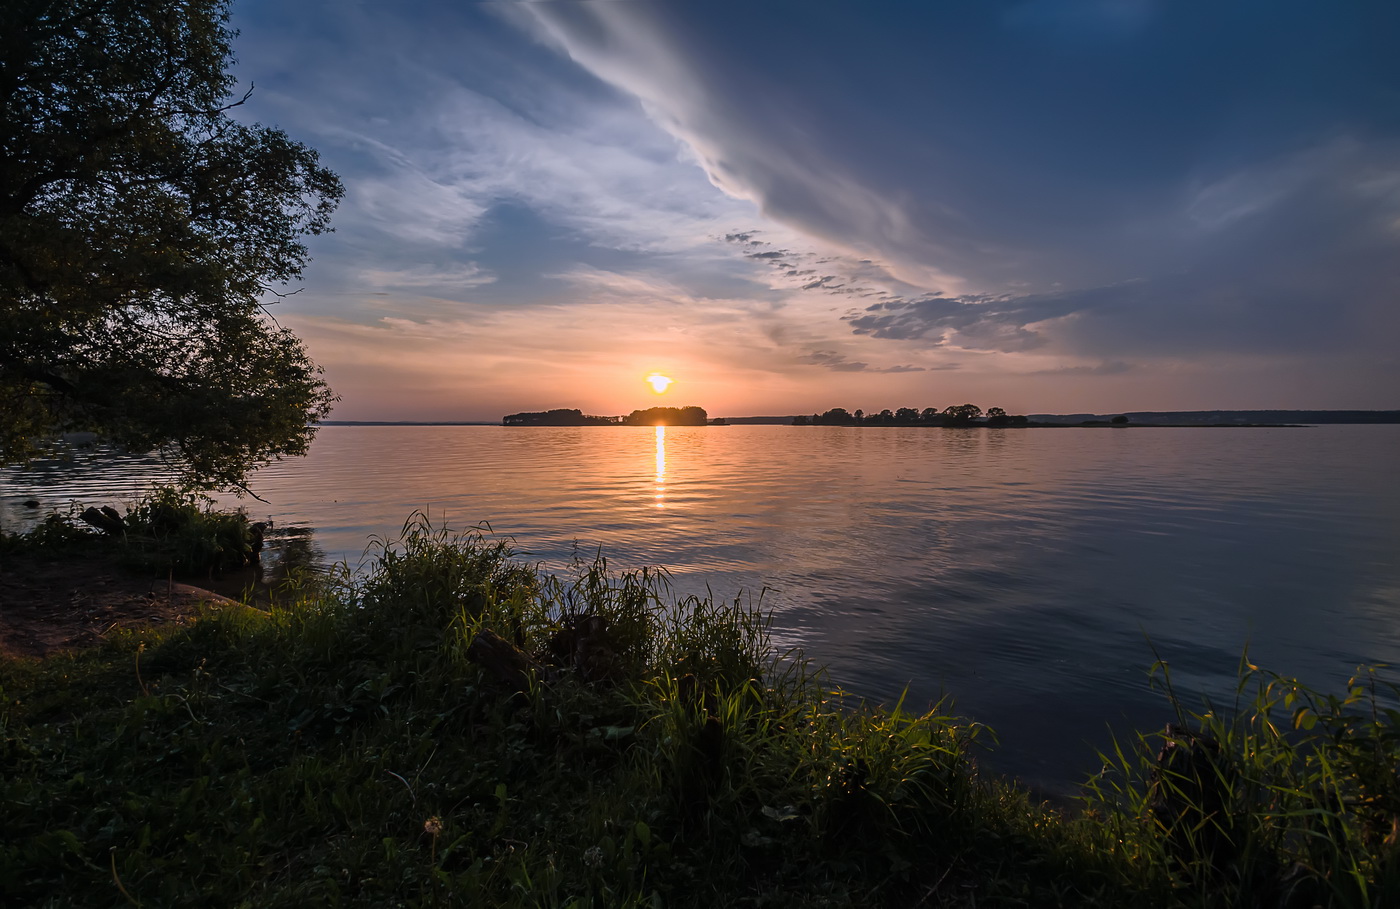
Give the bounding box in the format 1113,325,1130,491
1,502,1395,907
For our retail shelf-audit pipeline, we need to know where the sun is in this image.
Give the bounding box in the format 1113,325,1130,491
646,373,673,394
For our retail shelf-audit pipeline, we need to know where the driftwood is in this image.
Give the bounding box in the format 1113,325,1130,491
466,628,546,693
79,506,126,535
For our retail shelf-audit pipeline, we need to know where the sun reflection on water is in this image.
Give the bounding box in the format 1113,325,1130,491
654,425,666,508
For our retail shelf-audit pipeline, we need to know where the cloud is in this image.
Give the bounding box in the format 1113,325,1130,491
357,263,496,292
798,350,926,374
221,2,1400,416
515,3,1400,371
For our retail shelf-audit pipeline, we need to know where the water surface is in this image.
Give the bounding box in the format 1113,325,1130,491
5,424,1397,791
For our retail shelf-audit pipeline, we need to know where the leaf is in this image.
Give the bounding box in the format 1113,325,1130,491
761,805,801,822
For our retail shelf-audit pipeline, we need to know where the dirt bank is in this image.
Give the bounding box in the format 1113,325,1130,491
0,553,244,659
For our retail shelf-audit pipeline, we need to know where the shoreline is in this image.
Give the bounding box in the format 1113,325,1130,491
3,517,1396,906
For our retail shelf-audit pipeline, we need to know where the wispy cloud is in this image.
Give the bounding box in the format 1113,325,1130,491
798,350,927,374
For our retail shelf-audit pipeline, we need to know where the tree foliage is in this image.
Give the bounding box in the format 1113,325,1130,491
942,403,983,424
622,406,708,426
502,409,615,426
0,0,343,489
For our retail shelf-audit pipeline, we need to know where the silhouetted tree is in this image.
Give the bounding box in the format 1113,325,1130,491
942,404,983,425
623,406,708,426
503,409,614,426
1,0,343,489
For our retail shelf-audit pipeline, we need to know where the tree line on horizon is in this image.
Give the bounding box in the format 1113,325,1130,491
794,404,1029,426
502,406,709,426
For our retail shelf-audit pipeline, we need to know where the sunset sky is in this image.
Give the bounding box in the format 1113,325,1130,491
229,1,1399,421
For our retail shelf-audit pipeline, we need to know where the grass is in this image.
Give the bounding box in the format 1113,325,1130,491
2,512,1398,907
1,486,262,575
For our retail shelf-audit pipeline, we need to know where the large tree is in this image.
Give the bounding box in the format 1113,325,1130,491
0,0,342,489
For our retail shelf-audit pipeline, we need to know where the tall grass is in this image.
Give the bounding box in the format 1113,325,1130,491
2,513,1397,906
1084,659,1400,907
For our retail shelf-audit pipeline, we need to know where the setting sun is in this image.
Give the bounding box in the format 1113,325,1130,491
646,373,673,394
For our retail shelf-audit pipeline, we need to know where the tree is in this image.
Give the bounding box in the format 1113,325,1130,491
942,403,983,425
1,0,343,490
623,406,708,426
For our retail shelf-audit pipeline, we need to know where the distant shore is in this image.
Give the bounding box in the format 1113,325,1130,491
320,409,1399,428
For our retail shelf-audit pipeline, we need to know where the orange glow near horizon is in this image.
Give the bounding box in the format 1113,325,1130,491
646,373,673,394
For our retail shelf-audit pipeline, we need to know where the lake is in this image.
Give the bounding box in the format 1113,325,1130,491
4,423,1398,793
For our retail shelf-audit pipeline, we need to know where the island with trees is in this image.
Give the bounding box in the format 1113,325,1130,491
502,408,619,426
503,405,710,426
787,406,1400,427
794,404,1030,426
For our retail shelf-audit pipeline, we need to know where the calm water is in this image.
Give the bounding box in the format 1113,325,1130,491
4,424,1399,792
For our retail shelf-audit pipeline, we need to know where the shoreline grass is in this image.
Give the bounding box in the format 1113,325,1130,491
3,512,1398,907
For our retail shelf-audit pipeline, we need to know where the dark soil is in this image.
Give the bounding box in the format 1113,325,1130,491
0,552,246,659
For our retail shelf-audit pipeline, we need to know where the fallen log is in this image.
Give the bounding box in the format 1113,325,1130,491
79,506,126,535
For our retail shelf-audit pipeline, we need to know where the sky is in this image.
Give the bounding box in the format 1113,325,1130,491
228,0,1400,421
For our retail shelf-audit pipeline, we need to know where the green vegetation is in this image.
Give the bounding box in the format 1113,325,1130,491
1,0,342,489
3,516,1398,906
1,488,263,575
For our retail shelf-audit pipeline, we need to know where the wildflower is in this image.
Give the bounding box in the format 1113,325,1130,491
583,845,603,867
424,816,443,836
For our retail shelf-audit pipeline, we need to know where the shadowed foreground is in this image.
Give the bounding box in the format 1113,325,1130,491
3,515,1397,907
